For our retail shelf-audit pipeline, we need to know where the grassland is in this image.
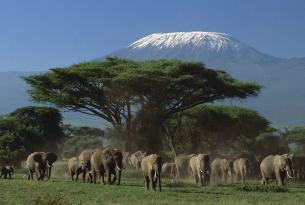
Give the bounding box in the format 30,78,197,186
1,162,305,205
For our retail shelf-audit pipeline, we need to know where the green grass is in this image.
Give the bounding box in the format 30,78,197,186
1,165,305,205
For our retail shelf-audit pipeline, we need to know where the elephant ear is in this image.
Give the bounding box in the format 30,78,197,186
103,149,113,160
42,152,58,164
33,152,44,163
282,153,294,160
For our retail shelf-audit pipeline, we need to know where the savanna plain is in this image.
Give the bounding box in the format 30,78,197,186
1,161,304,205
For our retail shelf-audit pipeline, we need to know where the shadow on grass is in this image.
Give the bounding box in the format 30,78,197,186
236,184,288,192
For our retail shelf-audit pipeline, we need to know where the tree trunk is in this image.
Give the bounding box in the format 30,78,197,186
161,124,177,158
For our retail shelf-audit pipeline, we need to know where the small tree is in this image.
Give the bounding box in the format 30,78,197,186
166,105,270,155
0,106,64,165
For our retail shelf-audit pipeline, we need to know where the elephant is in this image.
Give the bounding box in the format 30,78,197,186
189,154,210,186
260,153,294,186
122,151,131,169
161,162,176,179
211,158,233,185
67,157,83,182
0,166,14,179
78,149,94,182
174,154,196,178
292,156,305,181
130,151,146,169
141,154,163,192
42,152,58,180
90,148,123,185
26,152,57,181
233,158,249,184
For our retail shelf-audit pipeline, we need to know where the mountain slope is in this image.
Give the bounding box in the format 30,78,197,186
108,32,305,127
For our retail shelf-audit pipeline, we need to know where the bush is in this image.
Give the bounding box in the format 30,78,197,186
32,194,81,205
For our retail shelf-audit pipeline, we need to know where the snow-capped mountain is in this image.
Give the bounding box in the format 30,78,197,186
108,32,305,126
110,32,282,69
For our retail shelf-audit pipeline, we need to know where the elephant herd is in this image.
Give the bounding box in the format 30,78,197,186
171,153,296,187
0,149,303,191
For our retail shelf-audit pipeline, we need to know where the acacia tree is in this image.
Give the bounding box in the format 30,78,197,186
25,58,261,153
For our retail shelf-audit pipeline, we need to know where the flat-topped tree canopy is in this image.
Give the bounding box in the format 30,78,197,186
24,57,261,125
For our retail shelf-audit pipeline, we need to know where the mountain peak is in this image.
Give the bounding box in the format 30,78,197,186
128,31,243,52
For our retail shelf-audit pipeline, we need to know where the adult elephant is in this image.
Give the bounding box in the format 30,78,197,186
130,151,146,169
189,154,210,186
211,158,233,185
175,154,196,178
43,152,57,180
141,154,163,192
292,156,305,181
67,157,83,182
233,158,249,184
260,154,294,186
91,148,123,185
122,151,131,169
78,149,94,183
26,152,57,181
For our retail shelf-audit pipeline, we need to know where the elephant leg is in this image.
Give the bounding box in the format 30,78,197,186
241,172,245,184
71,172,74,181
144,176,150,190
75,172,80,182
199,173,203,186
275,171,283,186
150,171,156,191
222,173,226,184
107,172,112,184
193,172,198,184
111,172,117,184
82,170,86,183
117,170,121,185
101,172,106,185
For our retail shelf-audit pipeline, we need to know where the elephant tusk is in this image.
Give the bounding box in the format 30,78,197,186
47,164,51,168
286,170,294,179
116,165,121,171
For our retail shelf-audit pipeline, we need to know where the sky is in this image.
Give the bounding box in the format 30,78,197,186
0,0,305,71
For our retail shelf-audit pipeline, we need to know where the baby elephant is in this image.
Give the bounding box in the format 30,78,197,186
0,166,14,179
233,158,249,184
141,154,163,191
161,162,176,179
68,157,83,182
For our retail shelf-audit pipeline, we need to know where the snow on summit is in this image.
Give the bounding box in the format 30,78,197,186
128,32,244,52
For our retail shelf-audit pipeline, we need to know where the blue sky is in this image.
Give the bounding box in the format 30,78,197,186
0,0,305,71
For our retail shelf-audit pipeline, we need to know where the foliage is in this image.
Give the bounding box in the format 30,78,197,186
32,194,80,205
0,106,64,164
24,58,261,152
286,126,305,155
255,128,290,158
61,125,104,158
167,105,270,155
